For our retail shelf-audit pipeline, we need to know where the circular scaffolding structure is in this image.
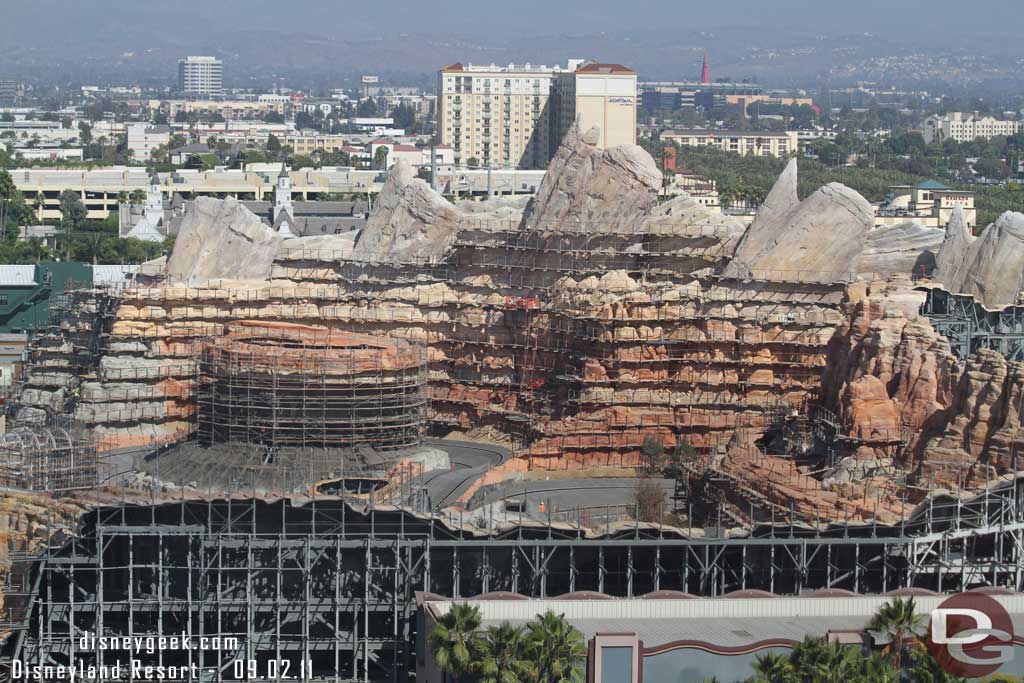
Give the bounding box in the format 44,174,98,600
197,321,428,450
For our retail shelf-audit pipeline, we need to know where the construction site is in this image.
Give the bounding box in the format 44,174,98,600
3,121,1024,680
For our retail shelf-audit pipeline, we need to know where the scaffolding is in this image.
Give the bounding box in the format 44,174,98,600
919,285,1024,361
196,323,429,451
0,426,98,493
7,487,1024,682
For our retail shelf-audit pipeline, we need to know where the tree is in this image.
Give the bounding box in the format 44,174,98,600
33,192,46,220
263,111,285,124
267,134,283,154
525,611,586,683
373,146,390,170
466,157,480,168
973,158,1010,180
752,650,796,683
866,597,926,672
128,189,146,205
475,624,533,683
639,434,664,471
59,190,87,229
787,636,898,683
391,102,417,132
78,121,92,146
356,98,379,118
427,603,483,683
632,478,666,523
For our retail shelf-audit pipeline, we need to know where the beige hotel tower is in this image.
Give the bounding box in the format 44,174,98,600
437,59,637,169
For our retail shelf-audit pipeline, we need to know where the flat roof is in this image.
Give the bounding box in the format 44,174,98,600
423,592,1024,652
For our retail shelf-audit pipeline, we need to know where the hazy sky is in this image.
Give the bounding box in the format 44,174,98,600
3,0,1022,43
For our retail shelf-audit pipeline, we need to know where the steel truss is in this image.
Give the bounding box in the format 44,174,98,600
920,287,1024,361
8,481,1024,682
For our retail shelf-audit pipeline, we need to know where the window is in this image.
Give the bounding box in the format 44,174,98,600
599,647,632,683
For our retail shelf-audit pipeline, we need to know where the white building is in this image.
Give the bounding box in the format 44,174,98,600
178,56,224,97
437,59,637,169
662,130,798,158
126,124,170,162
922,112,1023,144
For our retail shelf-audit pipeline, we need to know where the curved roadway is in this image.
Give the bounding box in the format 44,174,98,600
416,439,512,509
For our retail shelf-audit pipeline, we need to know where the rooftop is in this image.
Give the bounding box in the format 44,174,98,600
422,591,1024,652
576,63,636,75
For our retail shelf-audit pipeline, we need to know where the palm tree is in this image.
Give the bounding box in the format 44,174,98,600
427,602,483,683
909,652,966,683
867,597,926,671
525,611,586,683
752,650,795,683
476,623,533,683
33,192,45,221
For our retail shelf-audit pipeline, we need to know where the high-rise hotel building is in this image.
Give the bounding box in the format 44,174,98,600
178,56,224,97
437,60,637,169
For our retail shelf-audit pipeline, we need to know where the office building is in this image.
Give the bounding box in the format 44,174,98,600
126,123,170,162
437,59,637,169
0,79,20,105
922,112,1024,144
177,56,224,97
662,129,798,158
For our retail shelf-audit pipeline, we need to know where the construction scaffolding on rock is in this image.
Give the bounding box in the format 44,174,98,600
196,322,429,450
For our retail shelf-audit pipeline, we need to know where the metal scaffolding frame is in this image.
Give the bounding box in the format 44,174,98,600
920,286,1024,361
195,325,429,451
0,426,98,493
7,485,1024,682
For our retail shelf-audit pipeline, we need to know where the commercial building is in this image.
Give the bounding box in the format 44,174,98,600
0,79,20,105
14,165,546,222
155,99,290,122
437,59,637,169
418,592,1024,683
724,94,816,115
875,180,976,230
125,123,170,162
922,112,1024,144
177,56,224,97
0,263,137,334
11,148,84,162
662,129,798,158
640,81,763,111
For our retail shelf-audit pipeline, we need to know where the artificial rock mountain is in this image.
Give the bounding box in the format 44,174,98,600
16,121,1024,521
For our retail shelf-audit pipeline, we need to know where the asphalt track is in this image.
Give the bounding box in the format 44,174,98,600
415,439,512,509
473,477,675,519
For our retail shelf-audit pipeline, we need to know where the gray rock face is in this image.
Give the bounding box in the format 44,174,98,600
726,179,874,281
353,159,462,262
856,222,943,278
166,197,282,283
737,158,799,253
522,121,661,233
933,204,973,287
934,208,1024,308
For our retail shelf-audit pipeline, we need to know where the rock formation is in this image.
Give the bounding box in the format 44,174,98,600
917,349,1024,480
856,222,943,278
729,158,799,259
352,159,462,262
522,121,661,233
821,279,959,445
726,164,874,281
933,208,1024,308
165,197,283,283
